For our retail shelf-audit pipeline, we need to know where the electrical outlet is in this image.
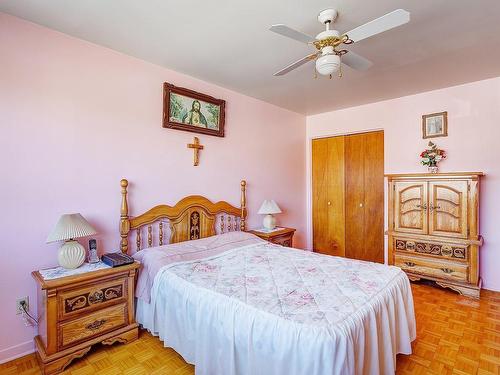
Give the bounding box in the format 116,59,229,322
16,296,29,315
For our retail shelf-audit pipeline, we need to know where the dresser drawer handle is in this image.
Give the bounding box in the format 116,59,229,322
441,268,454,274
404,261,416,267
86,319,106,331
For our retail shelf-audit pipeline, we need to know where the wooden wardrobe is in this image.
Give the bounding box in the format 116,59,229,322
312,131,384,263
386,172,483,298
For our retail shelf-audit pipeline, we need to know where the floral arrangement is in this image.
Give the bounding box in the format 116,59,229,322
420,141,446,170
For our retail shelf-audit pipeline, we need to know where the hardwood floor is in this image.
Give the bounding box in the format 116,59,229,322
397,282,500,375
1,283,499,375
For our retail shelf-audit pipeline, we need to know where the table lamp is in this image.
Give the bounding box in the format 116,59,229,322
258,200,282,230
46,213,97,269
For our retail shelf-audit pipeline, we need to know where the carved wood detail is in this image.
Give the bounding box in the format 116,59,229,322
159,222,164,245
119,179,247,253
147,225,153,247
63,284,123,314
189,211,200,240
395,239,466,260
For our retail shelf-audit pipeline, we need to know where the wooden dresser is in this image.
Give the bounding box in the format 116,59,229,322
387,172,483,298
249,227,296,247
32,262,140,374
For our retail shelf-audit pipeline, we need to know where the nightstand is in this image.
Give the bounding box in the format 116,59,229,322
32,261,140,375
249,227,296,247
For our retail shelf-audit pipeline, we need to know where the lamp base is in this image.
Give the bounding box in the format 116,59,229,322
58,240,86,269
262,214,277,230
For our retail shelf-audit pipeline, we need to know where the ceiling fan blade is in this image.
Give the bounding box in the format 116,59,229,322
344,9,410,43
269,24,316,44
274,53,318,76
341,51,373,71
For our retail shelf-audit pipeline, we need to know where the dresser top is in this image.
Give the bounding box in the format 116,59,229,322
385,172,484,179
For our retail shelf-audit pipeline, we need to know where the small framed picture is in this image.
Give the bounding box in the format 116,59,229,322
422,111,448,139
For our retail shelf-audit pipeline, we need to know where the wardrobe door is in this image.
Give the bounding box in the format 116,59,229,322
345,131,384,263
393,181,428,235
312,137,345,256
428,180,468,238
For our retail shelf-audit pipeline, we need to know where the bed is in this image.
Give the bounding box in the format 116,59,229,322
119,179,416,375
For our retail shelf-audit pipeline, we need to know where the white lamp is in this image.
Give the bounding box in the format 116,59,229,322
258,200,282,230
46,213,97,269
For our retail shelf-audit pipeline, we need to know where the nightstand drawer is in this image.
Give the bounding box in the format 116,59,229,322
58,278,127,320
249,227,296,247
270,233,293,247
59,303,127,349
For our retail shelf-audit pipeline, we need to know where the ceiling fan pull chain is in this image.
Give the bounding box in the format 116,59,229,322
338,58,343,78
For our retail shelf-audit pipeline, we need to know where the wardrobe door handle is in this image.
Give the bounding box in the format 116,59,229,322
327,201,331,206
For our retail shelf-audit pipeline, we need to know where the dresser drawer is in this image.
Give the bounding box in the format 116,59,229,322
394,238,467,261
59,303,127,349
395,254,468,283
58,277,127,320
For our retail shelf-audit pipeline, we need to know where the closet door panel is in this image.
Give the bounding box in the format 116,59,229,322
327,137,346,257
312,137,345,256
363,131,385,263
345,134,365,260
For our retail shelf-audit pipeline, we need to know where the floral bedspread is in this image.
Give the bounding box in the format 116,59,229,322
166,242,404,326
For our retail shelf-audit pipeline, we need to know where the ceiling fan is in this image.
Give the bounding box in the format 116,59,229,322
270,8,410,78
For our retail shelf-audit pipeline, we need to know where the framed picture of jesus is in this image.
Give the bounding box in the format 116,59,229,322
163,83,226,137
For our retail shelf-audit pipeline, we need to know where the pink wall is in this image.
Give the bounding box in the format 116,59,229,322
0,13,306,361
306,76,500,292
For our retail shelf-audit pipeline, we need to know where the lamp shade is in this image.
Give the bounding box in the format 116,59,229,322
46,213,97,243
257,200,282,215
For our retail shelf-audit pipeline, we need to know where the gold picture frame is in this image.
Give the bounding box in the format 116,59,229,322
422,111,448,139
163,83,226,137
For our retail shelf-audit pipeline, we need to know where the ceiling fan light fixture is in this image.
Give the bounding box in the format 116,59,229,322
315,53,340,76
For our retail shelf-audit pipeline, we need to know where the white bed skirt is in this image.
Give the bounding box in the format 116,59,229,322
136,269,415,375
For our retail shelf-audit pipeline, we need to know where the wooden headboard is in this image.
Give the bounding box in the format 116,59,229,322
119,179,247,253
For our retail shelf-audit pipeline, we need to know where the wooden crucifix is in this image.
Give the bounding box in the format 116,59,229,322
187,137,204,166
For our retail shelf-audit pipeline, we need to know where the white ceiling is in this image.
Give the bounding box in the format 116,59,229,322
2,0,500,115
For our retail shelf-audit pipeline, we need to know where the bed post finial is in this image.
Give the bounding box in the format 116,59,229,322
240,180,247,231
120,179,130,253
